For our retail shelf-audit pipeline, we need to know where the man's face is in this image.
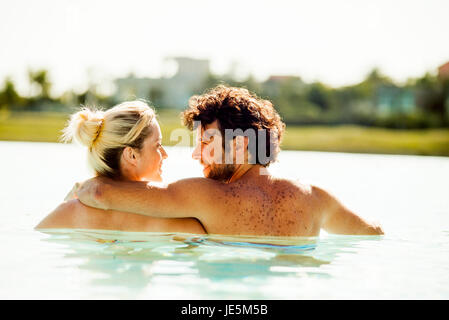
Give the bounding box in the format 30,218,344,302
192,120,236,182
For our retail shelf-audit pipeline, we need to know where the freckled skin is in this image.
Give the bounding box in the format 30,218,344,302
76,164,384,236
75,119,384,236
207,172,319,236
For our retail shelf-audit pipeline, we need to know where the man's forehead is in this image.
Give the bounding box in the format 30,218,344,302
196,120,220,140
196,120,219,131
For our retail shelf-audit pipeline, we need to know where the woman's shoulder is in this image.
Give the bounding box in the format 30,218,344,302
34,199,84,229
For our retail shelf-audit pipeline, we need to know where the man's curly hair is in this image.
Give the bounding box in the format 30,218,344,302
182,85,285,166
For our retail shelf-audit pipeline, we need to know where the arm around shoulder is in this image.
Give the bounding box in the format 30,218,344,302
77,176,224,222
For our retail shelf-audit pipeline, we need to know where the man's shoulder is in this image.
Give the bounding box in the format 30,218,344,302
278,179,333,199
166,177,229,210
270,176,313,195
168,177,226,189
167,177,229,200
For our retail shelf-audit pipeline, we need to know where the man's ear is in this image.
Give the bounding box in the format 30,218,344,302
243,136,249,151
234,136,249,164
122,146,138,167
235,136,249,151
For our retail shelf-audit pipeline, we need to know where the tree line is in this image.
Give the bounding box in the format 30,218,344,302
203,69,449,128
1,67,448,129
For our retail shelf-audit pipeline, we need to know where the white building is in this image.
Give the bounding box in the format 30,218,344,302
114,57,210,109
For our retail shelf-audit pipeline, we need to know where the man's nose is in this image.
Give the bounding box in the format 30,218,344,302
192,144,201,161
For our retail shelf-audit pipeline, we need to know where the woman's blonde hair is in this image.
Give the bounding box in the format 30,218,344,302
62,100,156,178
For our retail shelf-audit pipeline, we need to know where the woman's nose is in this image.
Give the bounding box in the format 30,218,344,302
161,146,168,159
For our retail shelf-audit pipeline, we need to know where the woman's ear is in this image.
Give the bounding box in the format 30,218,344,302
122,146,138,167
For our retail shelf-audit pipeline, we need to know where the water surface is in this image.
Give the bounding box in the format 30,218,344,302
0,141,448,299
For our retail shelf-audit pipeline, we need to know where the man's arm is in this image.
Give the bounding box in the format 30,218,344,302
76,176,223,222
313,186,384,235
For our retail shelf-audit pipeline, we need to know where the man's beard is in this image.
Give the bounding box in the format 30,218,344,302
206,163,237,182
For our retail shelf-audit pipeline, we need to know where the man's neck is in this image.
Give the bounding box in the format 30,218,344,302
227,164,265,183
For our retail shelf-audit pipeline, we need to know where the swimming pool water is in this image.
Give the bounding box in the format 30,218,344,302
1,141,448,299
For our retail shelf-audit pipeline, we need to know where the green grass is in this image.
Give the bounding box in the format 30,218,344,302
0,111,70,143
1,110,449,156
283,126,449,156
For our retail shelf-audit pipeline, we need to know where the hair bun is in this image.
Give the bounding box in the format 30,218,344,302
61,107,105,147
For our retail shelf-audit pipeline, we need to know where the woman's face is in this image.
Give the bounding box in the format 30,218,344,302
134,119,168,182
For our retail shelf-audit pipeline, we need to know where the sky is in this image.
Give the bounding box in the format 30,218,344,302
1,0,449,95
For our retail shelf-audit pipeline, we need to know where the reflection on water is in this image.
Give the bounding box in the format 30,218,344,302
2,142,449,299
37,229,382,298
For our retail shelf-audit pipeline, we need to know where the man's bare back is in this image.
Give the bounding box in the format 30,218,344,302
195,168,320,236
215,174,382,236
75,165,383,236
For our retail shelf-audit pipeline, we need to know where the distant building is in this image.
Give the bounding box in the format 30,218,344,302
266,75,301,82
262,75,305,97
438,61,449,115
114,57,210,109
438,61,449,80
377,85,415,114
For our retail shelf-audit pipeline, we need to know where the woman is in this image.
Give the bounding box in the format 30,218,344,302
35,101,206,234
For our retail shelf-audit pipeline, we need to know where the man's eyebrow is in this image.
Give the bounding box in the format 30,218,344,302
202,133,216,142
202,128,220,139
201,136,214,144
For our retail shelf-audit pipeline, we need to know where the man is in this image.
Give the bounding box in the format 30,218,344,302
76,85,383,236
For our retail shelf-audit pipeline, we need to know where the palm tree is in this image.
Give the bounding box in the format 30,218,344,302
28,69,51,99
0,77,21,110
